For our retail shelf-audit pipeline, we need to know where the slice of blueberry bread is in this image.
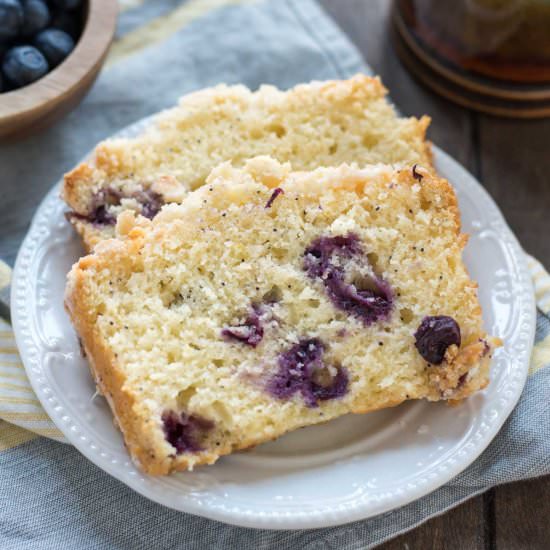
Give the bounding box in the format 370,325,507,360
62,74,432,250
65,157,498,475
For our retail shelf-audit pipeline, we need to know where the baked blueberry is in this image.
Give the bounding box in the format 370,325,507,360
267,338,349,407
304,233,393,325
414,315,461,364
222,306,264,347
0,0,24,42
134,189,164,220
34,28,74,67
66,188,121,226
412,164,423,181
161,410,214,454
265,187,284,208
71,187,165,226
21,0,50,36
65,205,117,226
93,205,117,225
2,45,49,88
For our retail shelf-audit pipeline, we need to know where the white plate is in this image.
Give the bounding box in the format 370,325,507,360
12,119,535,529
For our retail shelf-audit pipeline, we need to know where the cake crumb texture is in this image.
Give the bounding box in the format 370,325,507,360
65,158,496,475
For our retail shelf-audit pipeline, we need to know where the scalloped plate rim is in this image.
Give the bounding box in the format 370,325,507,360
11,119,535,529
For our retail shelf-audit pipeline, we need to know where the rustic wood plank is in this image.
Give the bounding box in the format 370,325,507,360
479,104,550,550
479,115,550,265
378,497,486,550
494,477,550,550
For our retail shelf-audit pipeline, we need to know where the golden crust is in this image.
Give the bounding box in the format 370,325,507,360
66,218,115,251
63,163,94,211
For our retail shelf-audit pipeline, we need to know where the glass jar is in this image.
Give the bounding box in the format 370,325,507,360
395,0,550,82
392,0,550,117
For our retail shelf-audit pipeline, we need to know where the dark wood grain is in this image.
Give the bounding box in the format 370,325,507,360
0,0,548,547
494,477,550,550
380,498,486,550
318,0,550,549
479,116,550,265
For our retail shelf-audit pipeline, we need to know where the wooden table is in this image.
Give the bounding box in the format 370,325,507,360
0,1,548,547
318,1,550,548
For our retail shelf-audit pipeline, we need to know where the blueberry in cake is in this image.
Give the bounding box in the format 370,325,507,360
65,157,498,475
62,74,432,250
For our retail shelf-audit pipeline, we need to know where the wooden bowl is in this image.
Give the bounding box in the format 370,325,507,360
0,0,118,140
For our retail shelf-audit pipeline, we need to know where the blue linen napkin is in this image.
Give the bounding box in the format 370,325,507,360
1,1,549,548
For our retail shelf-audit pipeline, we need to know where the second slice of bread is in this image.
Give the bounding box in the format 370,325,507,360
62,75,431,250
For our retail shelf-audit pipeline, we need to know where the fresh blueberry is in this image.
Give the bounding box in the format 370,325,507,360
267,338,349,407
48,0,81,9
0,47,13,92
161,410,214,454
414,315,461,365
33,28,74,67
21,0,49,36
0,0,24,42
304,234,393,325
50,9,80,38
2,45,49,88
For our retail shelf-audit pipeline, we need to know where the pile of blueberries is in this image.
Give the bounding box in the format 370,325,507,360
0,0,83,93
